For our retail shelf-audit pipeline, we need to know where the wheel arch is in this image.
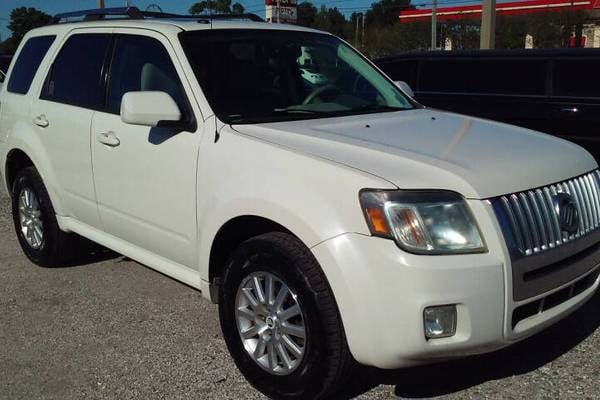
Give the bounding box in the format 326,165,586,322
208,215,296,296
3,146,66,217
5,148,35,196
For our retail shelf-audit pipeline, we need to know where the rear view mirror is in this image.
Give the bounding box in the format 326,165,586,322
394,81,414,98
121,91,182,128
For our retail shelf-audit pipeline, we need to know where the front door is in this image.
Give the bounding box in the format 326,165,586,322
91,30,202,268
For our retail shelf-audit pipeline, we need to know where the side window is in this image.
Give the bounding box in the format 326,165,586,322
107,35,187,115
41,34,112,109
420,59,546,96
554,59,600,98
7,35,55,94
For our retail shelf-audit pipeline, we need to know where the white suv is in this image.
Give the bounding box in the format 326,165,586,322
1,8,599,399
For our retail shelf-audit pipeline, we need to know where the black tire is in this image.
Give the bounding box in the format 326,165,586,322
11,166,72,267
219,232,353,399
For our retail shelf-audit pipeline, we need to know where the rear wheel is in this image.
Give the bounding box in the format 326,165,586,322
219,232,353,399
11,167,72,267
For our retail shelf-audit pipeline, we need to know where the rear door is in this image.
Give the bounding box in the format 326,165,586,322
29,30,113,228
548,58,600,161
0,35,55,144
90,30,202,268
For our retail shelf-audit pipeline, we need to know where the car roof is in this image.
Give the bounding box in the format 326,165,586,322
27,18,329,38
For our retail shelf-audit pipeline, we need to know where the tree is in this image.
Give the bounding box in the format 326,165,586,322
496,15,529,49
2,7,52,54
366,0,413,28
313,6,347,38
297,2,318,27
189,0,245,15
231,2,245,14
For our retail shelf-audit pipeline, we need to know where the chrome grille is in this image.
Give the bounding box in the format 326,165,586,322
497,170,600,256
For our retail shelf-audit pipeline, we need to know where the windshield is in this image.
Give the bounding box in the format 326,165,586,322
180,30,415,124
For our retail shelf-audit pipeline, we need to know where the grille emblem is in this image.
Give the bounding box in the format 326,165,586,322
554,193,579,235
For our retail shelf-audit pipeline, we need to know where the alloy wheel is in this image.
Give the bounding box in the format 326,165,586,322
235,271,306,376
18,188,44,250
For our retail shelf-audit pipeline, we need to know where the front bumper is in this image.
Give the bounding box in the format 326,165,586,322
311,202,600,369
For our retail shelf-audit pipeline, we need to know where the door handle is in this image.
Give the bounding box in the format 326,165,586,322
561,107,579,113
96,131,120,147
33,114,49,128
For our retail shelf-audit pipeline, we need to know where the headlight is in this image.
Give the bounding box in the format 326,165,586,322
359,190,486,254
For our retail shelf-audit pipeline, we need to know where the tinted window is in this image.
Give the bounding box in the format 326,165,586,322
7,36,55,94
180,30,412,124
107,35,187,115
378,60,418,89
420,59,547,96
554,59,600,98
42,34,112,108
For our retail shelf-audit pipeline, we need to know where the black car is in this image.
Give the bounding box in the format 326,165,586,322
375,49,600,161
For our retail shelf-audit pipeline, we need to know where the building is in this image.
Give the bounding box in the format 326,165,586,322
399,0,600,48
265,0,298,24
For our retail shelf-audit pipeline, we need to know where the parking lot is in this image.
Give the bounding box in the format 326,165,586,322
0,189,598,400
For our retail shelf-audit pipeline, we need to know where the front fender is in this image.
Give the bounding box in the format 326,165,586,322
196,125,396,288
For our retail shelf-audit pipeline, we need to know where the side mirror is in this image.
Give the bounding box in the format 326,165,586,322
394,81,414,98
121,91,182,128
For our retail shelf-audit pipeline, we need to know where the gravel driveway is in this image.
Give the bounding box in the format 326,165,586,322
0,190,598,399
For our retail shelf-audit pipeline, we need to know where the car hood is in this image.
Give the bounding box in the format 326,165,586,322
231,109,597,199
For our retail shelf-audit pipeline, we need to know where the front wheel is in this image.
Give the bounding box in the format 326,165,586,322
219,232,353,399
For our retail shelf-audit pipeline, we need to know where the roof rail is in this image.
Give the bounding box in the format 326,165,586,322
52,7,264,24
195,13,265,22
53,7,144,24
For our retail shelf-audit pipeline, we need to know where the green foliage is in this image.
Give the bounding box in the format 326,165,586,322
297,2,318,27
361,22,430,58
189,0,245,15
231,2,245,14
366,0,414,28
2,7,52,54
313,6,347,38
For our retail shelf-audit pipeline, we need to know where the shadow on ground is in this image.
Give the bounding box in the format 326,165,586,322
59,235,121,267
335,289,600,399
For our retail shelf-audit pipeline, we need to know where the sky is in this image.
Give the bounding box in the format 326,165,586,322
0,0,487,41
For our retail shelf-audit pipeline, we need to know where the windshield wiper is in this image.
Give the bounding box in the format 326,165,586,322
355,104,405,113
273,108,326,115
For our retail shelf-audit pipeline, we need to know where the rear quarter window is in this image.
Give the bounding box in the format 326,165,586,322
553,59,600,98
7,35,56,94
419,59,547,96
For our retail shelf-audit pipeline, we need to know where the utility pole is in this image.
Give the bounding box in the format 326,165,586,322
480,0,496,49
277,0,281,23
431,0,437,50
97,0,105,8
361,13,365,50
355,15,360,47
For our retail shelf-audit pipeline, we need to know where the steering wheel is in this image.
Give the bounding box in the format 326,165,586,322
302,84,341,105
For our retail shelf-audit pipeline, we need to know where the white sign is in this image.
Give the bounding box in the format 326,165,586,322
265,5,298,23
